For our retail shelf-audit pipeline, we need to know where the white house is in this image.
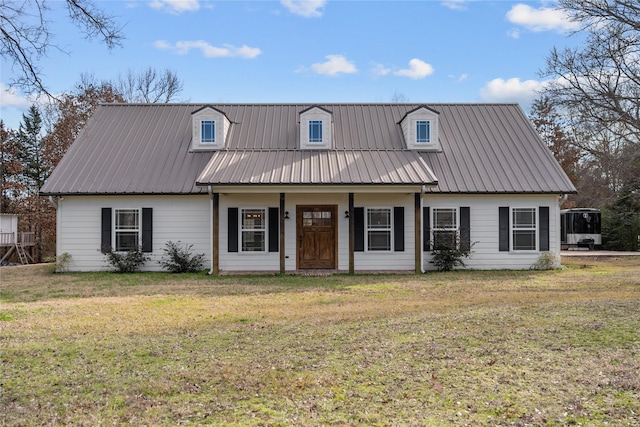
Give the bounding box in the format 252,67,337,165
40,103,576,273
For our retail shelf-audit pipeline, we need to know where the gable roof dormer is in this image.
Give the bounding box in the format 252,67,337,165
299,106,332,149
400,105,440,151
191,105,230,151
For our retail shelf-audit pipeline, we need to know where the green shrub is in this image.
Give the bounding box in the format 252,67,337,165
103,246,149,273
430,235,474,272
159,241,205,273
530,251,562,270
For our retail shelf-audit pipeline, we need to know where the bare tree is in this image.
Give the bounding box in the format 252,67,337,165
0,0,123,96
116,68,184,103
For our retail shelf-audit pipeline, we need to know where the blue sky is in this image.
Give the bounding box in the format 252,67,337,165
1,0,584,130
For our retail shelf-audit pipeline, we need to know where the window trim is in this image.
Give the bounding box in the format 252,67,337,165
432,207,458,249
365,207,392,252
511,207,538,252
416,120,431,144
240,208,267,253
308,120,323,143
113,208,140,252
200,120,216,144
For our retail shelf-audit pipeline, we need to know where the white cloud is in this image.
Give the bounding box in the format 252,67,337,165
441,0,468,11
448,73,469,83
370,63,391,78
155,40,262,59
394,59,434,80
0,83,32,109
506,4,579,33
281,0,326,17
149,0,200,14
479,77,548,104
308,55,357,76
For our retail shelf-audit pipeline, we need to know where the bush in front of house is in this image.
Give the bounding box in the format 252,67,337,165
430,235,473,272
159,241,205,273
103,246,149,273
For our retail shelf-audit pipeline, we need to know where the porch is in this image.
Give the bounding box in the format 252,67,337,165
0,232,35,265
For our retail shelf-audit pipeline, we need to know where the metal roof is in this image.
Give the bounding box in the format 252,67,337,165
40,103,576,195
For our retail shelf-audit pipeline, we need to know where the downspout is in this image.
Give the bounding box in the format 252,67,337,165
208,185,214,275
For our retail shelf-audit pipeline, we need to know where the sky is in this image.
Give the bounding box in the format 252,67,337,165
0,0,585,130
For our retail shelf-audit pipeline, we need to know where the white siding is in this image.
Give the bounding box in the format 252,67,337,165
422,194,561,270
57,195,210,272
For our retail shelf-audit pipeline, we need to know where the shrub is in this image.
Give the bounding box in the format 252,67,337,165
103,246,149,273
430,235,474,272
55,252,72,273
530,251,562,270
159,241,205,273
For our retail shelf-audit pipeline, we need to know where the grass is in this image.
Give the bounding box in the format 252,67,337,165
1,257,639,426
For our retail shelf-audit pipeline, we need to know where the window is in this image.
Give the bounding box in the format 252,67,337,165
367,208,391,251
115,209,139,251
433,208,457,249
201,120,215,143
512,208,536,251
416,120,430,143
241,209,265,252
309,120,323,143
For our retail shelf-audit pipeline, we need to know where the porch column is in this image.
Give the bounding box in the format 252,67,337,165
415,193,421,274
212,192,219,275
280,192,285,274
349,192,354,274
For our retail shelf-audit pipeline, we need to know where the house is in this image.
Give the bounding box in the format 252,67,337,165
40,103,576,273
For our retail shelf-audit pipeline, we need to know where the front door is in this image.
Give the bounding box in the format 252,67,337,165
297,205,337,269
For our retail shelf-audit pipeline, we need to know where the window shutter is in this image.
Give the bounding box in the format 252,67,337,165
142,208,153,253
539,207,550,251
423,207,430,251
394,206,404,252
460,207,470,252
354,207,364,252
499,207,509,252
101,208,112,253
228,208,238,252
268,207,279,252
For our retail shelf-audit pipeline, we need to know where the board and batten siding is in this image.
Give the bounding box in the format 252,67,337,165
57,195,211,272
422,194,561,270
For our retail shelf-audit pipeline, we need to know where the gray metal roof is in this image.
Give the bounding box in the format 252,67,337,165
40,103,576,195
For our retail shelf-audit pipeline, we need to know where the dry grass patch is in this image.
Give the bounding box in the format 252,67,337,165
1,257,639,426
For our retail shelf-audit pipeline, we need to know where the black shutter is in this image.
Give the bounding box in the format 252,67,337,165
394,206,404,252
499,207,509,252
539,207,550,251
101,208,112,253
228,207,238,252
142,208,153,253
423,207,430,251
268,207,279,252
460,207,470,252
354,207,364,252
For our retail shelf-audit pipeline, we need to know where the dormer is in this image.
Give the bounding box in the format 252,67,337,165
191,106,230,151
400,106,440,151
299,106,332,149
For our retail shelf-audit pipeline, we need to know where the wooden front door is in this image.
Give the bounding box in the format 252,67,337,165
297,205,337,269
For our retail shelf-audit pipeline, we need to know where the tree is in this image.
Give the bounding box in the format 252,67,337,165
1,0,123,96
116,68,184,103
0,120,23,213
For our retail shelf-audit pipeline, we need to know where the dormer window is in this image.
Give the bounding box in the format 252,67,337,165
416,120,431,143
309,120,323,143
300,106,332,149
201,120,216,143
400,106,440,151
191,106,230,151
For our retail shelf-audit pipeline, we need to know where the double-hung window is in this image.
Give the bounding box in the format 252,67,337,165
309,120,323,143
433,208,457,249
512,208,536,251
201,120,215,143
114,209,139,251
241,209,265,252
367,208,391,251
416,120,431,144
